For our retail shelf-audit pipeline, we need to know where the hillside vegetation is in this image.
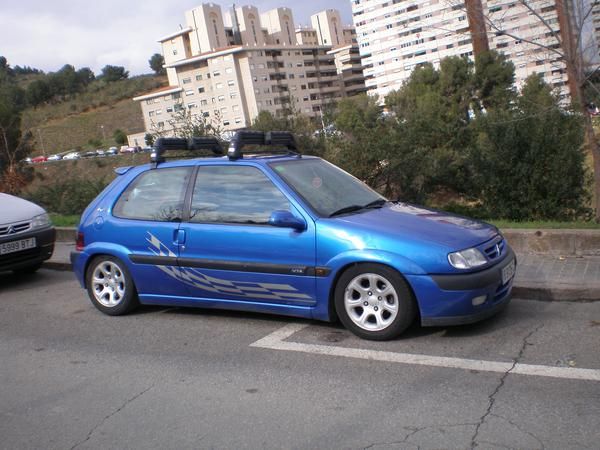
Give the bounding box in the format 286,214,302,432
22,75,165,154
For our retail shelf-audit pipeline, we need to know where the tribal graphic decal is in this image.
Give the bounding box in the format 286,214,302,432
146,232,313,303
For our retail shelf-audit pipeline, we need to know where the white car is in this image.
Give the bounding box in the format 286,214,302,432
47,154,62,161
0,194,55,274
63,152,80,160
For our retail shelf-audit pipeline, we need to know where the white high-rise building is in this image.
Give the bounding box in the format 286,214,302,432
350,0,595,102
129,3,366,144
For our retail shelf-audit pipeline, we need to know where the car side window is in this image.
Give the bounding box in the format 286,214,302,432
190,166,290,224
113,167,192,222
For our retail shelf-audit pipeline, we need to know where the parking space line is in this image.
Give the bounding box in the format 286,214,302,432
250,324,600,382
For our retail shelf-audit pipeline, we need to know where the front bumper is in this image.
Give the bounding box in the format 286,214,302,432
0,226,56,272
406,247,517,327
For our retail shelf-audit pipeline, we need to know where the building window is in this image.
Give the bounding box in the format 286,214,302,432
225,67,233,74
216,82,223,89
218,95,225,102
166,107,173,113
228,80,235,86
213,70,220,77
230,92,238,99
196,74,203,81
223,120,230,126
235,117,242,124
198,87,205,93
148,111,155,117
182,77,191,84
185,90,194,96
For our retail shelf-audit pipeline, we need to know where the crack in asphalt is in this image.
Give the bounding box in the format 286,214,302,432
69,385,154,450
490,413,545,449
363,423,479,449
470,324,544,449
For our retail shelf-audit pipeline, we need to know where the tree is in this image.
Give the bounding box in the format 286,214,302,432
149,53,166,76
100,65,129,82
454,0,600,220
26,78,52,107
145,133,155,146
113,129,127,145
470,75,589,219
0,58,31,192
76,67,95,86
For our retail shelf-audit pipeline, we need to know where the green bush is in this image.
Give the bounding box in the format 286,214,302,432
26,177,109,215
469,76,590,220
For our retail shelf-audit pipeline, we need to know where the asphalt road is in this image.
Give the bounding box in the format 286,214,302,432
1,269,599,450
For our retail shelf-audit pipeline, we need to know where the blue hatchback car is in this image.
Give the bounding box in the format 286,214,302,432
72,131,516,340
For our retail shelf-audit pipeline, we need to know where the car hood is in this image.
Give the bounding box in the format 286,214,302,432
0,193,46,225
331,202,498,250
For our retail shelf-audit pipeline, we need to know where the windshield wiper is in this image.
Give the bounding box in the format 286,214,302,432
363,199,387,209
329,199,387,217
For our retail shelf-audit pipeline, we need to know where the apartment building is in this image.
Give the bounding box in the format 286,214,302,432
132,3,366,140
350,0,592,102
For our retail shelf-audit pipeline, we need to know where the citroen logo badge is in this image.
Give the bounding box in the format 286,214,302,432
7,226,15,234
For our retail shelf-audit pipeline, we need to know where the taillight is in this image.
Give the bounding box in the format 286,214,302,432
76,232,84,251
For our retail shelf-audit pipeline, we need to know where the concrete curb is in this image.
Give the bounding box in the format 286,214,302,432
55,227,76,242
43,261,72,271
512,282,600,302
503,229,600,257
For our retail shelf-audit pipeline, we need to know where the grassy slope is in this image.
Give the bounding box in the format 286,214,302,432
21,75,166,154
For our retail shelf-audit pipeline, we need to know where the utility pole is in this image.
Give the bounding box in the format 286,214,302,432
100,125,106,142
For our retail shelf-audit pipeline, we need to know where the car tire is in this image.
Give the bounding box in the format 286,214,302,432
334,263,417,341
85,256,139,316
13,263,42,275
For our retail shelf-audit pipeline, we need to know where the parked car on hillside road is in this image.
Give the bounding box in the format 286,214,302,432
63,152,80,160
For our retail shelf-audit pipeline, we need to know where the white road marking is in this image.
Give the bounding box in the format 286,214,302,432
250,323,600,382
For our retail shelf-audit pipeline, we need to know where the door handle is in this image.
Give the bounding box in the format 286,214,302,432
175,229,186,245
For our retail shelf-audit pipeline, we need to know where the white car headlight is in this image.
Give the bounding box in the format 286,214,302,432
448,248,487,269
31,213,51,229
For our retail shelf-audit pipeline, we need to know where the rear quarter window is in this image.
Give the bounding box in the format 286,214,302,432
113,167,192,222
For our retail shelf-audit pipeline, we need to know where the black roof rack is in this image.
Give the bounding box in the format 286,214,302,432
227,130,299,160
151,136,223,166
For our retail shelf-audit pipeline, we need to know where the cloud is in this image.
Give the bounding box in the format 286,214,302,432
0,0,352,76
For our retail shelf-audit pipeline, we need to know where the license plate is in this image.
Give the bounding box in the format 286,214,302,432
502,258,516,285
0,237,37,255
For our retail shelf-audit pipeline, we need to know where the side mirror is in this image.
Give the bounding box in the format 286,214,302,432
268,210,306,231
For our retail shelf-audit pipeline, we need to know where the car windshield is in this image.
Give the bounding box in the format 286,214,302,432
270,158,386,217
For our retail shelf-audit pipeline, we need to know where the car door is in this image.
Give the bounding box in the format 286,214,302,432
178,164,317,306
110,166,193,298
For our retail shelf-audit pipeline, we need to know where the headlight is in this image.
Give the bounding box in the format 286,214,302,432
448,248,487,269
31,213,51,229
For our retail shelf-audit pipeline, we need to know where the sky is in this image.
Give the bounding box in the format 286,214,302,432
0,0,353,76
